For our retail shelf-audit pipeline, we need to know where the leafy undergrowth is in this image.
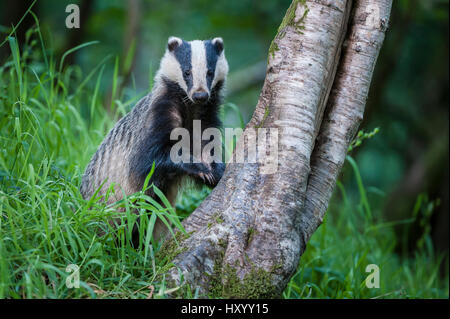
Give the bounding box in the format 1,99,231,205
283,156,449,299
0,27,448,299
0,27,190,298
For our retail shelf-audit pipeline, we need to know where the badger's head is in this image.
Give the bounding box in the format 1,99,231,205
157,37,229,104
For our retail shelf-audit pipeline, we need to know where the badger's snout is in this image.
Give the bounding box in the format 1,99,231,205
192,90,209,103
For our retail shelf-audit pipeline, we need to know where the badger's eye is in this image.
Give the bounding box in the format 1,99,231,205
184,70,191,77
207,70,214,77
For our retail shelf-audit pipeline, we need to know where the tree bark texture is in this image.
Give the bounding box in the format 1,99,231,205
164,0,393,298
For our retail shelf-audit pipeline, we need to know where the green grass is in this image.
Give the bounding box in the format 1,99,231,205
0,28,188,299
284,155,448,299
0,26,448,299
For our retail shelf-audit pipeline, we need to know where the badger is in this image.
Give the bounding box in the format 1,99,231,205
80,36,229,242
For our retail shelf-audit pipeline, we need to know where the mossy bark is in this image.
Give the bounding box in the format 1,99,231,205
163,0,393,298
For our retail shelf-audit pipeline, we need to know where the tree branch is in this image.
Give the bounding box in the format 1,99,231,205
302,0,393,242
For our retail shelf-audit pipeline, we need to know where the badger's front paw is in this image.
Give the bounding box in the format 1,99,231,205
185,161,224,188
185,162,213,184
211,162,225,185
198,170,216,186
200,162,225,188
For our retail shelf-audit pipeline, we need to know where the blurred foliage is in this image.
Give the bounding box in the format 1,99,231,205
353,0,449,256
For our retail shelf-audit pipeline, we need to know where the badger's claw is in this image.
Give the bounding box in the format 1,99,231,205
199,171,215,186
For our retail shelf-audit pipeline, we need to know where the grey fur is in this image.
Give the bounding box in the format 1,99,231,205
80,95,151,203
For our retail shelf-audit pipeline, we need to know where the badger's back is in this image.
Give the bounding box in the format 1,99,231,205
80,95,152,203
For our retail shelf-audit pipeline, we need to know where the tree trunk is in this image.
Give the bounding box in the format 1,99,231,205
164,0,393,298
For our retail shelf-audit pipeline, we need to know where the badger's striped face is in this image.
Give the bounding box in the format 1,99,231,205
159,37,229,103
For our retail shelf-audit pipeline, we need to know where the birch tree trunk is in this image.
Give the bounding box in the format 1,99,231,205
164,0,393,298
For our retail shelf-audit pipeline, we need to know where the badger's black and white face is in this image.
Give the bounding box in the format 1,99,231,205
157,37,229,104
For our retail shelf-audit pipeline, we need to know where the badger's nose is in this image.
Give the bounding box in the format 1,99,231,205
192,91,209,103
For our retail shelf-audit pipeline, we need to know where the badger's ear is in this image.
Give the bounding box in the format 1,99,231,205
168,36,182,52
212,37,224,53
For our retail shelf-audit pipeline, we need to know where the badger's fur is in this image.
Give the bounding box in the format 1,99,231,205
80,36,229,242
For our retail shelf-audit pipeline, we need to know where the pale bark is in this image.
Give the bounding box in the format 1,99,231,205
302,0,393,242
164,0,393,298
